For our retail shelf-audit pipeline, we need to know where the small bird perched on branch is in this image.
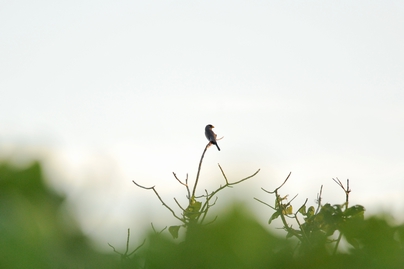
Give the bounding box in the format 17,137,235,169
205,124,220,151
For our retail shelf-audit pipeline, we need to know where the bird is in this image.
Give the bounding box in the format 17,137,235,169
205,124,220,151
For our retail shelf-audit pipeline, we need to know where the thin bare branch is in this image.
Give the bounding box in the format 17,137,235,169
194,193,206,199
294,199,310,247
172,172,187,186
295,198,308,216
133,181,184,223
150,223,167,234
174,197,186,211
127,239,146,257
254,197,276,210
288,193,299,205
150,223,157,233
124,229,131,255
203,169,260,209
132,180,155,190
107,243,121,255
197,168,260,224
315,185,323,214
332,178,351,255
228,168,261,186
332,178,351,207
172,172,191,201
199,196,218,224
192,143,210,198
262,172,292,194
218,163,229,184
209,196,218,207
185,174,190,199
107,229,146,258
333,177,344,192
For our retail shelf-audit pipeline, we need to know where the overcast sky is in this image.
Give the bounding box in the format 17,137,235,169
1,1,404,250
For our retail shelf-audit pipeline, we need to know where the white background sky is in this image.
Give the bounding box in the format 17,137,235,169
1,1,404,250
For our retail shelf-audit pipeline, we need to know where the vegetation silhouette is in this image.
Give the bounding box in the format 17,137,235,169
1,143,403,268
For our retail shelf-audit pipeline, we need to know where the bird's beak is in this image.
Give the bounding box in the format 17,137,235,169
212,126,215,128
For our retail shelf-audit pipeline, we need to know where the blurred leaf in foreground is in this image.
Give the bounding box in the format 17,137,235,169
0,161,116,269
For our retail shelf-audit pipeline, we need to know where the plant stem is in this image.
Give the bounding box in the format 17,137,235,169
192,143,209,198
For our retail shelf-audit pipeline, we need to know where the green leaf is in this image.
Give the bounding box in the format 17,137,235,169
345,205,365,219
284,205,293,215
307,206,315,218
168,225,181,239
268,211,280,224
286,231,294,238
184,199,202,220
299,205,307,215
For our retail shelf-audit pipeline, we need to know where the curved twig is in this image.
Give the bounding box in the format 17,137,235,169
218,163,229,184
133,181,155,190
174,197,186,211
172,172,187,186
151,223,167,234
261,172,292,194
192,143,210,198
197,167,260,223
173,173,191,200
132,180,184,223
128,239,146,257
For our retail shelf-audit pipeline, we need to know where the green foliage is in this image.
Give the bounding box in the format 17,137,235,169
168,225,181,239
2,156,404,269
298,203,364,238
256,175,370,256
128,143,404,268
183,197,202,221
134,207,293,269
124,206,404,269
0,161,116,269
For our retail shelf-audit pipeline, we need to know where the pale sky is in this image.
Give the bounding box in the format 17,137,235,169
1,1,404,250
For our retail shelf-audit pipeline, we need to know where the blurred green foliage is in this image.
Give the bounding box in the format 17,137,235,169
0,161,116,269
1,161,403,268
126,206,403,269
